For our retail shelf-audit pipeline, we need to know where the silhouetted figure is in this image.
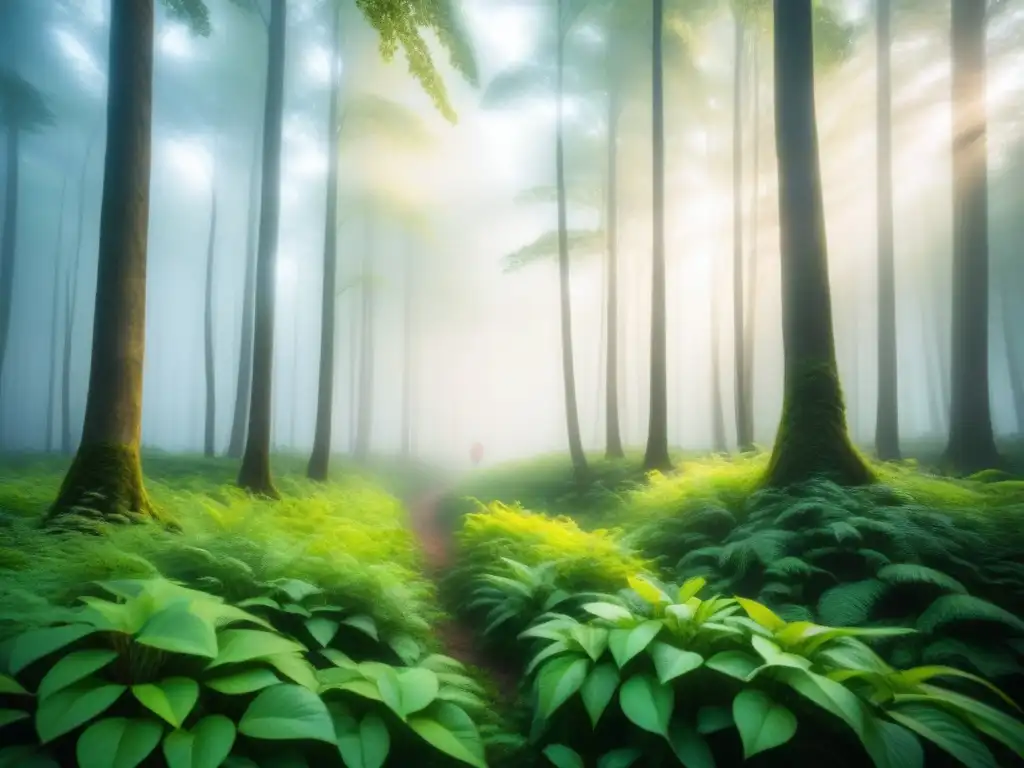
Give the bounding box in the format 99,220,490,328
470,441,484,467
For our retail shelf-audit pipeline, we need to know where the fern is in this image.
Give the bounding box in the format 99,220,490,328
773,500,832,529
816,579,890,626
827,521,862,544
877,564,967,595
922,638,1024,679
676,546,723,570
916,594,1024,636
764,556,825,580
718,530,793,575
679,505,736,538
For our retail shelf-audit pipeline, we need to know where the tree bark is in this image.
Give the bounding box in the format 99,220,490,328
711,257,728,454
942,0,1001,472
644,0,671,472
743,33,760,445
308,4,343,480
1001,280,1024,434
203,169,218,458
227,126,262,458
238,0,286,497
45,179,68,452
556,0,588,480
0,123,20,413
349,288,359,452
353,210,375,461
604,58,624,460
49,0,159,523
874,0,901,461
763,0,872,488
731,9,753,453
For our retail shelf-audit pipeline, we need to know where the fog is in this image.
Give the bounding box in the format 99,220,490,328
1,0,1022,470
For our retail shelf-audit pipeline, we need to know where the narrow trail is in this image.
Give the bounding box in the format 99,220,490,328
407,488,518,700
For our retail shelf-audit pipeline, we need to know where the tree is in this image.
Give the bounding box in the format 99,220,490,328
45,179,69,452
203,164,218,458
48,0,210,523
942,0,1001,472
762,0,873,488
874,0,900,460
0,70,54,419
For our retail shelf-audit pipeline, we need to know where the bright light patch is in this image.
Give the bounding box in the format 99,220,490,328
161,138,212,190
277,258,297,288
53,28,105,93
463,3,534,65
159,23,193,60
304,46,333,85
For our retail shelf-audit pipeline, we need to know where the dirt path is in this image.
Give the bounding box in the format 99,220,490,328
407,489,518,699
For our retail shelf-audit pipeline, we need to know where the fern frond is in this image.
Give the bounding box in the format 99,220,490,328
816,579,890,626
917,595,1024,636
922,638,1024,679
877,564,967,595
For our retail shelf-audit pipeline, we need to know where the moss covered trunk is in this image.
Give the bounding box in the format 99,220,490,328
943,0,1001,473
763,0,872,489
874,0,900,461
238,0,286,498
308,5,343,480
49,0,157,522
644,0,671,473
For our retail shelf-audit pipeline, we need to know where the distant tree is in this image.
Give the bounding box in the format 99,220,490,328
45,178,68,453
0,70,54,421
762,0,873,488
203,162,218,458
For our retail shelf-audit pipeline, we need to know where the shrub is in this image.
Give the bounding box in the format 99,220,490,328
511,572,1024,767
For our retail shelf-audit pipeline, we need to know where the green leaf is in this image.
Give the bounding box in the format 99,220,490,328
207,630,305,669
0,708,30,727
132,678,199,728
619,673,673,737
569,625,609,662
407,702,486,768
775,668,868,739
750,635,812,671
8,624,97,675
204,668,281,695
537,656,590,720
0,745,59,767
136,606,218,659
266,653,319,690
705,650,760,681
697,705,734,734
331,708,390,768
735,597,786,632
387,634,422,664
36,650,118,700
238,684,336,743
396,667,440,716
543,744,583,768
582,602,633,623
305,618,339,648
886,702,995,768
526,640,571,676
678,576,707,603
597,748,642,768
627,575,671,606
580,662,619,727
668,720,714,768
893,666,1021,713
35,679,127,743
340,615,379,641
272,579,322,603
76,717,163,768
162,715,236,768
907,685,1024,757
649,643,703,684
0,674,28,695
608,621,662,668
860,716,924,768
733,689,798,758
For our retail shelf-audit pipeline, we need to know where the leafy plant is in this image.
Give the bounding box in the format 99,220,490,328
510,572,1024,767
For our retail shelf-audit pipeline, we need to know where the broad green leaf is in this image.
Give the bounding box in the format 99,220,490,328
697,705,734,734
608,621,662,668
407,702,486,768
678,577,707,603
8,624,97,675
78,597,148,634
597,748,642,768
776,668,868,738
892,666,1021,713
627,575,671,606
35,679,127,743
236,596,280,611
332,708,390,768
537,655,590,720
162,715,236,768
569,625,609,662
619,673,673,737
305,618,339,648
582,602,633,623
736,597,786,632
860,716,924,768
649,642,703,684
543,744,583,768
272,579,322,603
280,604,312,618
397,668,440,716
322,648,359,669
526,640,571,676
340,615,378,640
733,689,798,758
76,717,163,768
0,745,60,767
204,668,281,695
886,702,995,768
136,606,218,659
0,708,29,727
906,685,1024,757
37,650,118,700
0,674,28,695
387,634,422,664
750,635,812,670
705,650,760,681
668,720,715,768
580,662,619,727
132,678,199,728
266,653,319,690
238,684,336,743
207,630,305,669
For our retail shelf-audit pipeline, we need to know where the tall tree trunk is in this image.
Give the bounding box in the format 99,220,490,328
308,6,342,479
644,0,671,472
227,127,262,458
238,0,286,497
400,238,414,457
943,0,1000,472
874,0,901,460
763,0,872,488
556,0,588,480
353,211,374,461
45,179,68,452
743,34,760,445
923,283,948,434
604,66,624,459
203,171,218,458
349,290,359,452
1001,281,1024,434
49,0,158,522
289,295,298,448
731,8,752,453
0,125,20,415
711,275,728,455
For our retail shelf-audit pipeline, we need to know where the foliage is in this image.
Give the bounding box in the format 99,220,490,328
502,230,606,273
0,69,54,132
495,570,1024,767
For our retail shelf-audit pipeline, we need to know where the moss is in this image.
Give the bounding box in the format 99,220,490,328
762,361,874,489
45,443,176,529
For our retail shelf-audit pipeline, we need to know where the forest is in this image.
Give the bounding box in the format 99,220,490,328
1,0,1023,766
